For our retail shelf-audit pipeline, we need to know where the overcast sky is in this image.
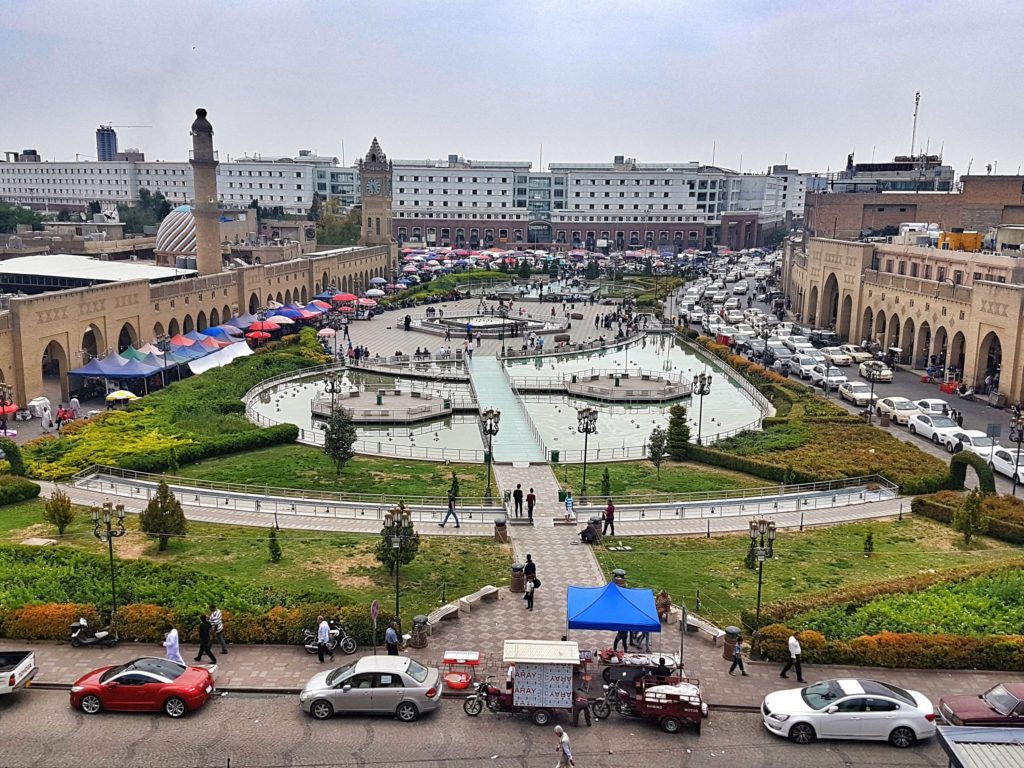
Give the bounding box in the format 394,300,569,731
2,0,1021,177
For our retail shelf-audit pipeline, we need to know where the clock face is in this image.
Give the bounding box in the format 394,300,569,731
366,178,381,196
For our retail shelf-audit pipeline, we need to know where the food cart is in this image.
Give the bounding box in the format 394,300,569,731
441,649,480,691
594,648,683,684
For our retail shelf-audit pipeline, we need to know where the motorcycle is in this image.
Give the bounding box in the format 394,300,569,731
957,385,976,401
69,617,119,648
462,676,502,716
590,679,633,719
302,620,357,655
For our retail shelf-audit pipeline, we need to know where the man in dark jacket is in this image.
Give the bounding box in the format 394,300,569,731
194,614,217,664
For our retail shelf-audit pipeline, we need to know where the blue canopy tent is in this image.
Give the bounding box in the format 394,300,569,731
102,358,159,379
566,582,660,632
68,356,123,378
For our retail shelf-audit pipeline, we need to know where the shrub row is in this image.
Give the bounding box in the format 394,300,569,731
0,601,389,646
117,423,299,473
0,437,26,475
913,493,1024,545
757,623,1024,671
0,475,41,505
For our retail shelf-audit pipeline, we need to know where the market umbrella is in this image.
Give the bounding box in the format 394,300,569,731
317,328,336,338
365,288,385,297
105,390,138,402
214,324,244,336
357,298,377,307
309,299,332,309
245,331,271,340
273,307,304,319
332,292,357,302
0,402,18,415
338,305,355,313
402,266,418,273
266,300,283,309
369,277,387,285
266,315,296,325
248,320,280,332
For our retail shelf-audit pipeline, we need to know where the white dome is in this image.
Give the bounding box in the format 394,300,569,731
155,205,197,256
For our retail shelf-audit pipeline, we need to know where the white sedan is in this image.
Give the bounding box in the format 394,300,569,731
943,429,1002,458
821,347,853,366
809,364,848,389
839,344,874,363
838,381,877,407
859,361,893,382
876,397,920,425
907,414,960,444
991,447,1024,485
761,678,936,748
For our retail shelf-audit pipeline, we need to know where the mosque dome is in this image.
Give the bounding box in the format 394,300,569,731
155,205,197,256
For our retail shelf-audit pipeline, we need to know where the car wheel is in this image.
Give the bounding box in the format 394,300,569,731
531,708,551,726
946,441,955,453
788,722,816,744
889,726,916,748
463,698,483,716
931,434,939,444
909,424,917,434
591,699,611,720
164,697,186,718
80,694,102,715
310,700,334,720
661,715,682,733
396,701,419,722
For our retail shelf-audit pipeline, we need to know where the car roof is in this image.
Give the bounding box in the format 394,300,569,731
917,398,947,405
354,655,410,673
885,396,913,403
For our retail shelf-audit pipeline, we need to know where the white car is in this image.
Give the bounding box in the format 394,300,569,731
860,360,894,382
793,355,822,380
907,414,960,444
784,335,812,353
687,307,705,324
838,381,878,407
991,447,1024,485
839,344,874,363
821,347,853,366
944,429,1002,458
914,398,950,416
809,364,847,389
762,678,936,748
876,397,920,425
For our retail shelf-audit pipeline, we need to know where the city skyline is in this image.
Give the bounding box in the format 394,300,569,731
2,0,1022,177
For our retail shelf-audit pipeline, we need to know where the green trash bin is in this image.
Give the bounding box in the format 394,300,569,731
570,374,577,384
550,449,560,463
558,489,567,502
484,450,491,465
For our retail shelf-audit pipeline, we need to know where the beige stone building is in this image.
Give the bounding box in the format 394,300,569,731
783,236,1024,399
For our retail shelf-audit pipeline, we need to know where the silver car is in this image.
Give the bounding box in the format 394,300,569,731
299,655,442,722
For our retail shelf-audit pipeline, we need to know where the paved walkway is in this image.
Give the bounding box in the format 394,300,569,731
468,356,547,462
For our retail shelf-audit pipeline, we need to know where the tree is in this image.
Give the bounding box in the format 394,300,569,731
952,487,988,545
744,538,757,570
268,527,282,563
317,202,361,246
139,480,187,551
56,208,71,222
666,404,691,461
548,259,559,278
647,426,668,478
321,407,357,475
308,193,323,223
0,200,44,233
764,226,788,249
863,532,874,557
585,259,599,280
43,488,76,536
517,260,532,279
600,467,611,497
643,257,653,277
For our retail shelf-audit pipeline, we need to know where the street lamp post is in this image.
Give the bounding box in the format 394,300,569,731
749,518,777,631
480,408,501,504
577,406,599,503
865,368,880,424
155,335,172,388
0,382,14,437
692,371,713,445
91,502,127,619
325,372,342,413
383,505,415,629
1013,415,1024,497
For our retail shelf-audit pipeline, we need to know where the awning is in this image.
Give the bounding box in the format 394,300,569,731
187,341,254,375
566,582,661,632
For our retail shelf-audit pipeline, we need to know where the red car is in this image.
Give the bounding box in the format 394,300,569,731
940,683,1024,726
70,657,214,718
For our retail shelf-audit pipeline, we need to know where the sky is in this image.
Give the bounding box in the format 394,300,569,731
2,0,1022,177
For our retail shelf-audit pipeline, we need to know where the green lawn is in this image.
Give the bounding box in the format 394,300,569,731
174,445,490,500
593,517,1023,628
556,459,767,499
0,498,510,625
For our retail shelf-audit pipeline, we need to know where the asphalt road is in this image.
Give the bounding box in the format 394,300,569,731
0,689,948,768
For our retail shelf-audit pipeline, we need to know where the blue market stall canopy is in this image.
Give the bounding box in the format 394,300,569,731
566,582,661,632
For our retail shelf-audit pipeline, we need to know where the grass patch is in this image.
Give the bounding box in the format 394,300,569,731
593,517,1022,628
556,459,767,497
713,422,813,455
175,445,490,499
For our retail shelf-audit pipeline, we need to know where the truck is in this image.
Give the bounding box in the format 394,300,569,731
0,651,38,695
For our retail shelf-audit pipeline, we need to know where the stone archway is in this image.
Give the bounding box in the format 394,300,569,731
978,331,1003,390
300,286,308,304
117,322,138,352
900,318,915,366
196,311,208,332
950,331,967,377
153,321,165,339
932,326,949,368
265,293,274,307
223,305,232,323
874,310,887,346
838,294,853,340
887,313,901,350
249,294,260,315
168,318,181,337
182,315,194,334
322,271,330,292
284,289,292,305
81,324,105,361
860,306,874,344
275,292,283,305
209,308,220,328
820,273,840,329
42,339,70,401
916,321,931,368
807,285,818,325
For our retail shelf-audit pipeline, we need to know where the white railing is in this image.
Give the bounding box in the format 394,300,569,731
501,363,549,460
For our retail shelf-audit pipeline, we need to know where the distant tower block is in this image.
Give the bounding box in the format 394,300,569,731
188,108,223,275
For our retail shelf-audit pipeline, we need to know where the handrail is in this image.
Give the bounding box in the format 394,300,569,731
501,363,549,459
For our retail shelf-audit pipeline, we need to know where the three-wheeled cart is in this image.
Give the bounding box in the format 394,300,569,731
592,675,707,734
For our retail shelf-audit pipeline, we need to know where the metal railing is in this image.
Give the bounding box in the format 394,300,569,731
501,331,646,361
501,363,549,460
674,332,776,417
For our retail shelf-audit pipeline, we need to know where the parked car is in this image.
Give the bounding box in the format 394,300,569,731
761,678,936,747
0,651,37,697
914,398,950,416
943,429,1002,458
940,683,1024,726
70,657,214,718
299,655,442,722
839,344,874,363
838,381,877,407
688,307,705,324
809,365,848,389
821,347,853,366
793,355,822,380
875,397,920,425
860,360,894,382
809,329,841,348
783,335,812,353
907,414,960,444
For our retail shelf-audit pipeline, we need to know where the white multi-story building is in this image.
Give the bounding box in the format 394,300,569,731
770,164,826,217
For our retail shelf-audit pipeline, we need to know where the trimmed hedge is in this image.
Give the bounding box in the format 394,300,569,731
948,451,997,494
913,492,1024,545
116,423,299,473
0,437,26,475
0,475,41,505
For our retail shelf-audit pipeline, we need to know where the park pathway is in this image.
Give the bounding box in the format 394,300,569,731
468,357,546,463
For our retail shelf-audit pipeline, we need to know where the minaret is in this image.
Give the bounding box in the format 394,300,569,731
189,108,223,275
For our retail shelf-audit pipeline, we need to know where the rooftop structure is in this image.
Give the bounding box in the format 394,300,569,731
0,253,196,294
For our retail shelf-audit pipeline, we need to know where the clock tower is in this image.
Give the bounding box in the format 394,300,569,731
358,138,394,249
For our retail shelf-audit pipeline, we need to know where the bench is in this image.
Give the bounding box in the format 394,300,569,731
426,603,461,634
457,585,500,614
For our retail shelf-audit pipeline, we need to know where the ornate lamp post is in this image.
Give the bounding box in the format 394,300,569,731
749,518,777,631
155,335,172,387
577,406,599,503
864,366,881,424
91,502,127,619
324,372,343,413
1012,414,1024,497
692,371,713,445
383,505,415,628
480,408,501,504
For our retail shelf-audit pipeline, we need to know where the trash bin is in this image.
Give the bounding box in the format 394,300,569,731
510,562,525,593
551,449,560,463
494,517,508,543
723,626,741,660
409,615,429,649
376,390,384,406
612,568,626,586
879,413,891,427
571,374,577,384
558,489,567,502
588,516,603,545
614,375,621,387
484,450,491,465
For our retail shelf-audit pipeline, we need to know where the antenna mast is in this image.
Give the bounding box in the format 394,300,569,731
910,92,921,157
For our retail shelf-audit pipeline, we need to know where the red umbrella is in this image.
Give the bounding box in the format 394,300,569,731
245,331,271,340
338,305,355,313
0,403,18,415
309,300,331,309
248,320,280,332
357,298,377,307
332,292,357,302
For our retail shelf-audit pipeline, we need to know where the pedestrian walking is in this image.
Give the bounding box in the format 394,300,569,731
956,411,964,427
194,614,217,664
523,575,535,610
385,620,401,656
209,603,229,654
439,490,460,528
523,553,537,584
780,632,805,682
554,725,574,767
602,499,615,535
564,490,575,522
513,484,524,517
316,614,334,663
572,689,592,727
729,636,748,676
163,624,185,665
613,629,629,652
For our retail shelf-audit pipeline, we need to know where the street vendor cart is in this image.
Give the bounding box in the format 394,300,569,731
592,674,707,734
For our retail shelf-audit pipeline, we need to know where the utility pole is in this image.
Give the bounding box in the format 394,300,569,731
910,91,921,158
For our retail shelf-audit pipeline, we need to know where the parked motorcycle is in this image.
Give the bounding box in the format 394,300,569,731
69,617,118,648
462,676,501,716
301,620,357,655
590,679,632,719
957,385,976,401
